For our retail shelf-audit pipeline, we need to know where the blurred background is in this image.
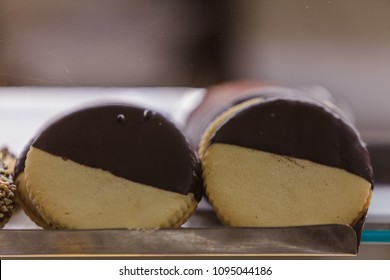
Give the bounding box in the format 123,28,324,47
1,0,390,141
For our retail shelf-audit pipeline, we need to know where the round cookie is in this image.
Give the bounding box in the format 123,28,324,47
24,104,203,229
190,85,373,231
0,153,17,228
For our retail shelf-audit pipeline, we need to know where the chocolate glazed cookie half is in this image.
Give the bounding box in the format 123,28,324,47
199,95,373,230
24,104,203,229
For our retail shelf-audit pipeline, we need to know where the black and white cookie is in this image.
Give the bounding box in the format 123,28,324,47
23,104,203,229
187,83,373,230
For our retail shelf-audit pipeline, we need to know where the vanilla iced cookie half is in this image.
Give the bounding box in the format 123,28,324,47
14,142,51,228
25,104,203,229
200,96,373,229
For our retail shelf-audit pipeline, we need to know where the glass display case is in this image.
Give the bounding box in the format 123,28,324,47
0,88,389,258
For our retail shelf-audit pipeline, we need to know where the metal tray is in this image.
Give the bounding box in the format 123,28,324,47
0,225,358,257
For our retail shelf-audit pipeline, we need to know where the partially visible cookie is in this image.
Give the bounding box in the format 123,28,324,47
24,104,203,229
0,152,17,228
0,147,16,173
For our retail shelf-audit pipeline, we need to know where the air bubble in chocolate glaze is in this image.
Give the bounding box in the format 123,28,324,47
143,110,154,121
117,114,126,123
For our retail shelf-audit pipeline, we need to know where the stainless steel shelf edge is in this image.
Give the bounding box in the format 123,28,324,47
0,225,357,257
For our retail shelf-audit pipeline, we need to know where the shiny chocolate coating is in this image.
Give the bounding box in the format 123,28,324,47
210,97,373,185
185,81,269,147
14,140,33,180
32,104,203,201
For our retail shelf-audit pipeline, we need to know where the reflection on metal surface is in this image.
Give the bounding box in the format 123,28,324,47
0,225,357,257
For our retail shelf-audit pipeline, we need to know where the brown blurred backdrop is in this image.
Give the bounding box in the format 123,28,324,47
0,0,230,87
1,1,390,139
